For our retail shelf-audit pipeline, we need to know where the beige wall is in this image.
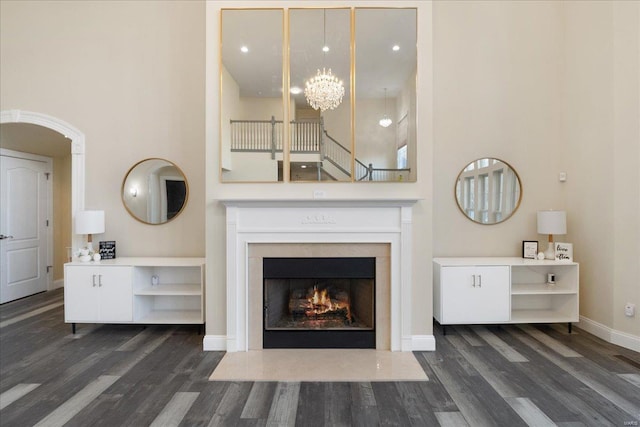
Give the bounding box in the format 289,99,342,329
1,1,206,258
563,1,640,339
2,0,637,345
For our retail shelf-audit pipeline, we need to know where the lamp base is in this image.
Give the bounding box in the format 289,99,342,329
544,242,555,260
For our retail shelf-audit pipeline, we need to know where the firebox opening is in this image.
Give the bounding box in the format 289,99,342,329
263,257,376,349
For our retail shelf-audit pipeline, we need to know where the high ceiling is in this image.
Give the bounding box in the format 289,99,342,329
221,8,417,104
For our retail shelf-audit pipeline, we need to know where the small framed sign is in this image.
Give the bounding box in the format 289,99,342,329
99,241,116,260
522,241,538,259
555,242,573,262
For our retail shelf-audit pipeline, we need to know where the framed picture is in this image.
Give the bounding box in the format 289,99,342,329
555,242,573,261
99,241,116,259
522,241,538,259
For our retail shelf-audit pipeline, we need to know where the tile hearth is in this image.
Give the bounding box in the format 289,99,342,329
209,349,428,382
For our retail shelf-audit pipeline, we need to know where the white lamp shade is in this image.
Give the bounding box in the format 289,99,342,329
537,210,566,235
75,210,105,235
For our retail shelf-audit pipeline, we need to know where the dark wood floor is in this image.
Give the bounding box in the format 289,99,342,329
1,289,639,426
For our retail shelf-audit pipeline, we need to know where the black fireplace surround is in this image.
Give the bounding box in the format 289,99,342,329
263,257,376,349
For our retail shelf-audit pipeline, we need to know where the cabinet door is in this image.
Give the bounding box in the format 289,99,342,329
64,266,101,322
441,266,510,323
97,266,132,322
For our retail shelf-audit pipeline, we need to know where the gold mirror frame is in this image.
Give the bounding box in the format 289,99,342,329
219,7,417,183
454,158,522,225
122,158,189,225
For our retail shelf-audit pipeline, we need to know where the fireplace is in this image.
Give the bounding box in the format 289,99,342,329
263,257,375,348
212,199,430,353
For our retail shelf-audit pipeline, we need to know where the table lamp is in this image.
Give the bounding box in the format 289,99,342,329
75,210,105,251
537,210,566,260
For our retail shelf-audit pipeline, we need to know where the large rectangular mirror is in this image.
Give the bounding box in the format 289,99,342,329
354,8,417,182
220,9,284,182
219,8,417,183
289,8,351,182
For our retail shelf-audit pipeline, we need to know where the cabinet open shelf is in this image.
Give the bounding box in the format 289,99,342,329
511,283,577,295
134,284,201,296
511,309,576,323
135,309,202,324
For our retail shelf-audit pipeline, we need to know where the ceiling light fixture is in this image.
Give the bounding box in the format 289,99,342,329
290,86,302,95
379,88,392,128
240,45,249,53
304,9,345,112
392,45,400,51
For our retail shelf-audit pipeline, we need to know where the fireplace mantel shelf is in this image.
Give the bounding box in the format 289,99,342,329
220,198,420,207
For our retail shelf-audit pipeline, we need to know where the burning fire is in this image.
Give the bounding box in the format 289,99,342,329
306,285,352,322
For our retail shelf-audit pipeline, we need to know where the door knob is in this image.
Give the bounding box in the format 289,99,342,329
0,234,14,240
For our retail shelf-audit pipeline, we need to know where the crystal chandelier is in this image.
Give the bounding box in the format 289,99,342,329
304,10,345,112
379,88,392,128
305,68,345,111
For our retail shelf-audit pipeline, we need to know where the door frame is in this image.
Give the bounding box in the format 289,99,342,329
0,110,86,253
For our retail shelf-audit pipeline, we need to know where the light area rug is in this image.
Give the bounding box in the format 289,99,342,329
209,349,428,382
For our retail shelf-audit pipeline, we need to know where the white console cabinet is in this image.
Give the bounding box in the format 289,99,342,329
433,257,579,332
65,257,205,333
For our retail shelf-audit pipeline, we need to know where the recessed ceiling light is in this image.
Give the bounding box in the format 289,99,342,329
300,165,308,169
322,45,330,53
392,45,400,51
290,86,302,95
240,46,249,53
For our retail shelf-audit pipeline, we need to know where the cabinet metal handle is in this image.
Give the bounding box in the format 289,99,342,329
92,274,97,287
471,275,476,287
98,274,103,287
478,275,482,287
0,234,14,240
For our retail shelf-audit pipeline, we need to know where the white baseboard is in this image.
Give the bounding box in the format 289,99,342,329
203,335,227,351
203,334,437,352
51,279,64,290
412,335,436,351
578,316,640,352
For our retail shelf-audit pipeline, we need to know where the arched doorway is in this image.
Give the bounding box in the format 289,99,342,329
0,110,85,296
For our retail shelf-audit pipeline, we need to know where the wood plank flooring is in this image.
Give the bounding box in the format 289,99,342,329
1,289,639,426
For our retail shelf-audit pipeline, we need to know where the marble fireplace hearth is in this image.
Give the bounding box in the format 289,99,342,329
203,199,434,353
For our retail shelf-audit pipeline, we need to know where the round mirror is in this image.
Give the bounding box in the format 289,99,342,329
122,158,188,225
454,158,522,225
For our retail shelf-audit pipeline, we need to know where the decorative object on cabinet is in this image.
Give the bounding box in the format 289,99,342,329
454,158,522,225
122,158,188,225
554,242,573,262
522,241,538,259
99,241,116,259
433,257,579,334
64,257,205,334
537,210,567,260
75,210,105,251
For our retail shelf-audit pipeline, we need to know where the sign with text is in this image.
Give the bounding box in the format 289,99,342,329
555,242,573,262
99,241,116,259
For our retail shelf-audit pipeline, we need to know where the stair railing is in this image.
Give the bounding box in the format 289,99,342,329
230,117,410,181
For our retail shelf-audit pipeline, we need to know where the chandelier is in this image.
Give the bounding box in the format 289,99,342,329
305,68,345,111
304,10,345,112
379,88,392,128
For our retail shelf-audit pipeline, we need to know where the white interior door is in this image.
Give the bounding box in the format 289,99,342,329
0,151,52,303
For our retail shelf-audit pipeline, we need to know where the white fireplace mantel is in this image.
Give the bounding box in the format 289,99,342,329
205,198,426,352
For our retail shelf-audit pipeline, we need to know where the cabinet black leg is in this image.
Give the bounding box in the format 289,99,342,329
71,323,76,334
568,322,572,334
442,325,446,336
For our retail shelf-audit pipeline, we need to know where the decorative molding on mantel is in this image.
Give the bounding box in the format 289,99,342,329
223,199,418,352
220,198,420,208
